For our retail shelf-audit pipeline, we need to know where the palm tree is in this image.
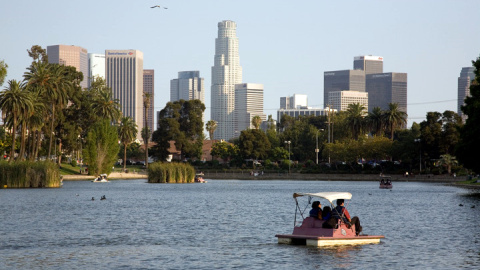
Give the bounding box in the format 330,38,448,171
143,92,152,168
118,117,138,172
437,154,458,174
384,103,407,140
24,62,71,160
366,107,385,137
91,88,122,123
0,80,33,162
206,120,217,140
251,115,262,130
345,103,366,140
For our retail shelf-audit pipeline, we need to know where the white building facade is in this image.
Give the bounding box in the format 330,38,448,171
211,20,243,140
280,94,308,109
234,83,266,135
328,90,368,112
88,53,105,88
105,49,144,141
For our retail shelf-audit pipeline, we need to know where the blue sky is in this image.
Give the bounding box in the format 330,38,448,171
1,0,479,127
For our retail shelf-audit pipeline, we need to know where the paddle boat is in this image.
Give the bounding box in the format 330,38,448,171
92,174,109,183
379,176,392,189
275,192,384,247
194,173,207,183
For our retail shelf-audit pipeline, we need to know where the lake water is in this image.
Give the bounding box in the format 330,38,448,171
1,179,479,269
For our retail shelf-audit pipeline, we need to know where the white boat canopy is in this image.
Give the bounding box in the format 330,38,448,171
293,192,352,204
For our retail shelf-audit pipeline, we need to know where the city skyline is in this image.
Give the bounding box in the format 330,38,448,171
1,0,480,128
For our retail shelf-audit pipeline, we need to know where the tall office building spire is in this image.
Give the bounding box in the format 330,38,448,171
211,20,243,140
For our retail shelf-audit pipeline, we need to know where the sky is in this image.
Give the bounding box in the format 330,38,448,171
1,0,480,128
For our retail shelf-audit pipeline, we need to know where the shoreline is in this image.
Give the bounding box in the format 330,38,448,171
61,172,479,189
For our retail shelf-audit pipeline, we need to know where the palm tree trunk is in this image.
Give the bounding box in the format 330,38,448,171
57,139,62,165
9,116,17,163
123,143,127,172
48,104,55,160
19,122,27,161
34,131,42,161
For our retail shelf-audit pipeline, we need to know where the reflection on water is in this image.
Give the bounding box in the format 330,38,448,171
0,180,479,269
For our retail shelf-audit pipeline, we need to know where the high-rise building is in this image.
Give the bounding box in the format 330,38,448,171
211,20,243,140
105,49,144,141
47,45,88,89
277,108,332,124
354,55,384,75
170,71,204,103
323,70,365,107
328,91,368,112
280,94,308,109
235,83,266,134
88,53,105,88
366,72,407,113
143,69,155,135
458,67,475,120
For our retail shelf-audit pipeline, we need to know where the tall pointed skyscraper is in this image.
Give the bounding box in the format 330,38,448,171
211,20,243,140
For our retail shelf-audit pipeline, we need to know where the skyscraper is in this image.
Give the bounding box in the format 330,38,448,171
328,91,368,112
88,53,105,88
235,83,266,133
47,45,88,89
458,67,475,120
280,94,308,109
366,72,407,113
353,55,384,75
143,69,155,135
211,20,243,140
170,71,204,103
105,49,144,141
323,69,365,106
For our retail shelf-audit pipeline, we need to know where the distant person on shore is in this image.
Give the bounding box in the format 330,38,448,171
309,201,323,219
332,199,362,235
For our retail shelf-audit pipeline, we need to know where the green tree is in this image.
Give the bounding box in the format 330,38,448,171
384,103,407,140
27,45,48,63
118,117,138,172
206,120,217,140
83,119,120,176
211,141,235,163
0,80,33,162
152,99,205,161
143,92,152,168
366,106,385,137
436,154,458,174
251,115,262,130
456,55,480,173
237,129,271,160
91,82,122,123
345,103,366,140
0,60,7,87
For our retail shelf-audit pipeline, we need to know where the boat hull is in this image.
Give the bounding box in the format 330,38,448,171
275,234,384,246
276,217,384,246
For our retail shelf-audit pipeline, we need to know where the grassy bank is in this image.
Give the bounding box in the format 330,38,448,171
148,162,195,183
0,161,60,188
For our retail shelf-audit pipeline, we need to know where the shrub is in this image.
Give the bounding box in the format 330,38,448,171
0,161,60,188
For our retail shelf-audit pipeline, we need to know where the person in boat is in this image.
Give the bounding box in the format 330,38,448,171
381,179,385,185
309,201,323,219
322,206,337,229
332,199,362,235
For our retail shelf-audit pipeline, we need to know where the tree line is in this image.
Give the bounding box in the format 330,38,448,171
1,47,479,175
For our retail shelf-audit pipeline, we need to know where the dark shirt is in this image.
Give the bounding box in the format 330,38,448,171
309,208,322,219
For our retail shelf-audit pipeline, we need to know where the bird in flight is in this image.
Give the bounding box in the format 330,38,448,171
151,5,167,9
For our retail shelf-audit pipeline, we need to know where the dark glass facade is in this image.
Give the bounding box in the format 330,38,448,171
365,72,407,114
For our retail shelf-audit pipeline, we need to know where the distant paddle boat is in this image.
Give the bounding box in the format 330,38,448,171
275,192,384,247
194,173,207,183
92,174,109,183
380,176,392,189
